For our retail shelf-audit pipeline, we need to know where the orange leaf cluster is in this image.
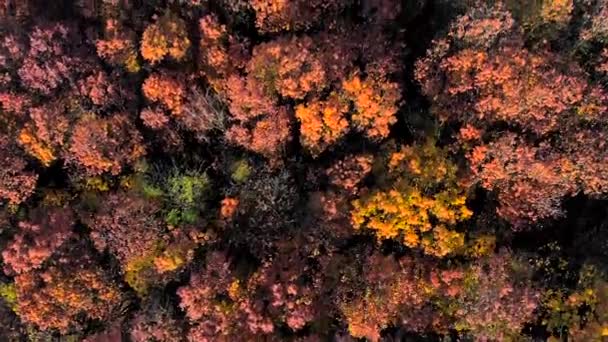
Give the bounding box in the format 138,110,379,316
342,74,400,139
18,103,69,166
141,13,190,64
66,114,145,176
247,35,327,99
295,94,349,154
96,19,139,72
220,197,239,220
13,246,122,332
142,72,186,116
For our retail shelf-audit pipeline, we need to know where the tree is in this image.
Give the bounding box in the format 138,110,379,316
415,2,608,227
18,23,83,95
339,254,440,341
18,102,69,166
2,207,74,275
130,299,183,342
341,73,400,139
66,113,145,176
198,14,249,92
580,0,608,42
177,251,249,340
224,75,291,159
0,134,37,205
351,142,471,257
468,134,575,228
142,72,186,116
96,19,140,72
450,251,539,340
247,35,327,100
13,243,122,333
295,93,349,155
326,154,373,195
249,0,350,33
141,12,190,64
86,191,164,266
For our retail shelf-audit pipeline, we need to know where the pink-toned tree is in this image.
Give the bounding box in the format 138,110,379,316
2,207,74,275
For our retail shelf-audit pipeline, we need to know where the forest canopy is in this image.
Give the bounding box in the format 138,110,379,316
1,0,608,341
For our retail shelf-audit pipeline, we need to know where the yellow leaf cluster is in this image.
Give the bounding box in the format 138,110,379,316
540,0,573,25
351,141,473,257
351,188,470,257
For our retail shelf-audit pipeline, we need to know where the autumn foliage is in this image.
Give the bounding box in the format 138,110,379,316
12,244,122,333
2,207,74,275
2,1,608,341
416,2,608,227
141,13,190,64
66,114,145,176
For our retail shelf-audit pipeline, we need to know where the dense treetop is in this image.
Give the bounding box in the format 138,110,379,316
1,0,608,341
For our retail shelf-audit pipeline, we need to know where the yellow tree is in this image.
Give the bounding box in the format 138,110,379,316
351,141,472,257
